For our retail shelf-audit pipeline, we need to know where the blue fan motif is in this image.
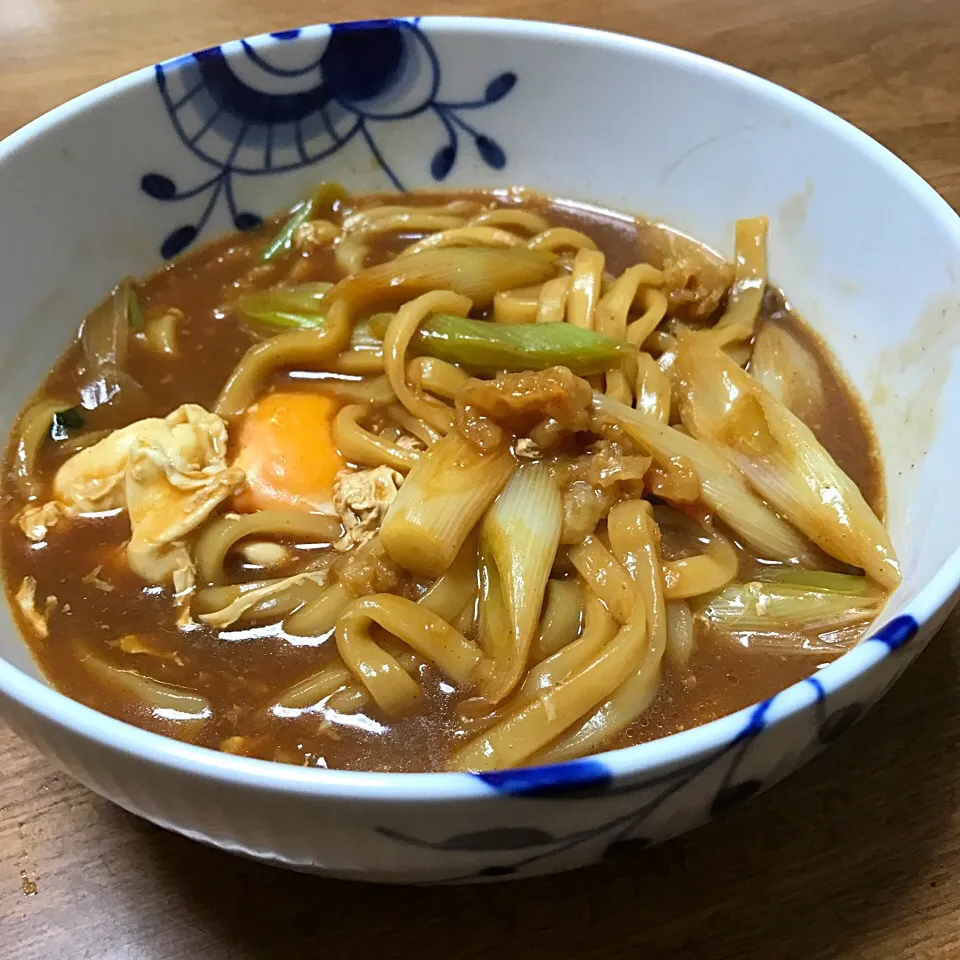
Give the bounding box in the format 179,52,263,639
143,19,517,258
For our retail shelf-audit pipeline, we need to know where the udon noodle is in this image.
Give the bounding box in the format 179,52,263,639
0,185,898,772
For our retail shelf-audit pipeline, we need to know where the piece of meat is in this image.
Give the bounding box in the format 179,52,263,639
455,366,593,451
333,465,404,552
552,440,652,543
577,439,652,488
332,537,404,596
638,225,734,324
559,480,619,545
49,404,244,591
660,250,734,323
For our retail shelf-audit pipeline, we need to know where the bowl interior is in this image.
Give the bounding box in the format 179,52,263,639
0,17,958,686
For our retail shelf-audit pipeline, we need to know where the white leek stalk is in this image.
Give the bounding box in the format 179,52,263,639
592,392,816,564
475,462,563,704
676,334,900,588
380,431,516,577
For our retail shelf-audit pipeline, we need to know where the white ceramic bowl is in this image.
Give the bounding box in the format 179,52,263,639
1,17,958,884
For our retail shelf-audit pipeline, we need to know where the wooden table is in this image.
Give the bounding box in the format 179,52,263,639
1,1,958,957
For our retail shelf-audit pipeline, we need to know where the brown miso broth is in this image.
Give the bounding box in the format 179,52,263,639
0,188,892,772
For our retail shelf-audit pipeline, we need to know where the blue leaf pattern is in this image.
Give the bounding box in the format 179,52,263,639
484,72,517,102
603,837,653,860
140,173,177,200
160,225,198,259
144,19,517,257
233,212,262,231
431,144,456,181
438,828,556,851
818,703,864,743
475,135,506,169
711,780,763,816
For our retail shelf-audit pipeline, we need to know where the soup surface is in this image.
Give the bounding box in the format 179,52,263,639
0,188,898,772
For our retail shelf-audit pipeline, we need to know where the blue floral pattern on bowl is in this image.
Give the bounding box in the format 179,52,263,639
142,18,517,257
378,614,918,881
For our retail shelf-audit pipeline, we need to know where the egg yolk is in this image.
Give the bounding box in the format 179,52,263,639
232,391,343,513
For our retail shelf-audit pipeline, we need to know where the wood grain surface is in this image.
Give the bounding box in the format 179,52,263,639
1,1,959,957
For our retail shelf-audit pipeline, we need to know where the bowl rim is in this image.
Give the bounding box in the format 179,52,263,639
1,15,959,803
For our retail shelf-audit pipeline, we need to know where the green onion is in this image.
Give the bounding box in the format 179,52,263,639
261,200,313,261
698,580,882,632
50,407,85,441
261,181,347,261
412,314,632,374
232,286,382,354
752,568,875,596
233,283,333,329
335,247,557,311
233,291,632,376
128,287,144,329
